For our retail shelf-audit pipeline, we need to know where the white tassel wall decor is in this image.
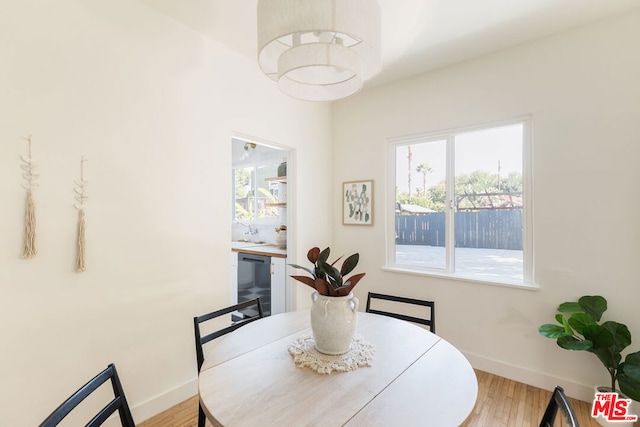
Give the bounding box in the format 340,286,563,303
74,156,88,272
76,209,86,272
20,134,38,258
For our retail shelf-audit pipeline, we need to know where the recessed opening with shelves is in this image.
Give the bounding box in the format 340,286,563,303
232,139,288,225
231,136,291,311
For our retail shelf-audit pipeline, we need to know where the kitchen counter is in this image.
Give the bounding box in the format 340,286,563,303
231,242,287,258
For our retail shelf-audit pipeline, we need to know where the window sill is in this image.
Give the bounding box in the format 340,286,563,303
381,266,539,291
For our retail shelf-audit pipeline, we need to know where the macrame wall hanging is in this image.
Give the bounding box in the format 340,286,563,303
20,134,38,258
74,157,88,272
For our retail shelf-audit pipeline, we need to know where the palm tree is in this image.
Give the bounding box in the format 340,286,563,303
407,145,413,203
416,163,433,197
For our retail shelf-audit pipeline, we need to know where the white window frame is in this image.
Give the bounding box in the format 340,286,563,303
385,117,535,288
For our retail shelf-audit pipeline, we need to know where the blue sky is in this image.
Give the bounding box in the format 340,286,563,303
395,123,523,194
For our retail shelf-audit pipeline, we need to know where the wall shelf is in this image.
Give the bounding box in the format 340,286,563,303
266,177,287,207
266,176,287,183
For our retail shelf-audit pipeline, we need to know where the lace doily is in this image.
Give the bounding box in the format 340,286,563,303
287,334,375,374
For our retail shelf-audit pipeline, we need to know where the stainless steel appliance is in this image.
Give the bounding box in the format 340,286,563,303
234,252,271,320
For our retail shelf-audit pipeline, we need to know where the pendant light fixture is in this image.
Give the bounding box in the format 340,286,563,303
257,0,381,102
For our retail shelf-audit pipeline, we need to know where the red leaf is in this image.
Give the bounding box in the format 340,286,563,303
330,255,343,267
339,273,366,295
291,275,317,290
307,247,321,263
314,278,330,296
335,287,350,296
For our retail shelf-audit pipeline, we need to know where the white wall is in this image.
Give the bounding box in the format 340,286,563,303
0,1,332,425
332,10,640,402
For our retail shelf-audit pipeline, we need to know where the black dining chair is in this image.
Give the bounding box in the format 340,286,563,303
365,292,436,333
39,363,135,427
539,386,580,427
194,298,264,427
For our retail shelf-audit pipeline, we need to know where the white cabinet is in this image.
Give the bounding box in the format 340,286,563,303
230,251,239,305
270,256,286,315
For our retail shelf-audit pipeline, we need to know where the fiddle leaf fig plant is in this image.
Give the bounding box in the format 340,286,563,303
538,295,640,401
289,247,366,297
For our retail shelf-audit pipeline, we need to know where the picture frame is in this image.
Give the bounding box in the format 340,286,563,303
342,180,373,225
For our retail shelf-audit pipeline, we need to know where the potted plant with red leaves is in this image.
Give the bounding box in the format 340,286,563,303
289,247,366,297
289,247,366,355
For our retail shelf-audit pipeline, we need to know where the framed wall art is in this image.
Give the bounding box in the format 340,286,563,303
343,180,373,225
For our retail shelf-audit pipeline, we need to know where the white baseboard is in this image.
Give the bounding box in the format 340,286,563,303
132,377,198,424
463,351,596,403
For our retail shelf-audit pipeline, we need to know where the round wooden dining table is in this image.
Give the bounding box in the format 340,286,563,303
198,310,477,426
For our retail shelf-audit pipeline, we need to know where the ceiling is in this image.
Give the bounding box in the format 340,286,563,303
142,0,639,89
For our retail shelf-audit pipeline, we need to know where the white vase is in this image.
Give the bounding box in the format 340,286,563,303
594,386,639,427
310,291,359,355
276,230,287,249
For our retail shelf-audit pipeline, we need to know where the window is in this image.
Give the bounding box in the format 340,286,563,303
387,118,533,285
233,164,280,222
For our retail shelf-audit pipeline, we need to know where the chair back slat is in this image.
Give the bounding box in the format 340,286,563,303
366,309,432,327
194,297,264,371
366,292,436,333
87,398,122,427
39,363,134,427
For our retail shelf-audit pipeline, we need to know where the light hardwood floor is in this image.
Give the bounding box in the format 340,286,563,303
138,369,612,427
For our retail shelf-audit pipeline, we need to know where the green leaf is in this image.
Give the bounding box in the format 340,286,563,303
587,346,621,371
601,321,631,353
617,354,640,401
552,314,572,335
557,336,593,351
561,316,573,336
567,313,596,335
539,324,569,339
318,247,331,263
618,351,640,401
340,253,359,276
617,372,640,402
287,264,316,278
583,324,620,370
313,266,326,280
583,324,614,349
317,260,342,287
578,295,607,322
621,360,640,383
558,302,584,313
624,351,640,369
